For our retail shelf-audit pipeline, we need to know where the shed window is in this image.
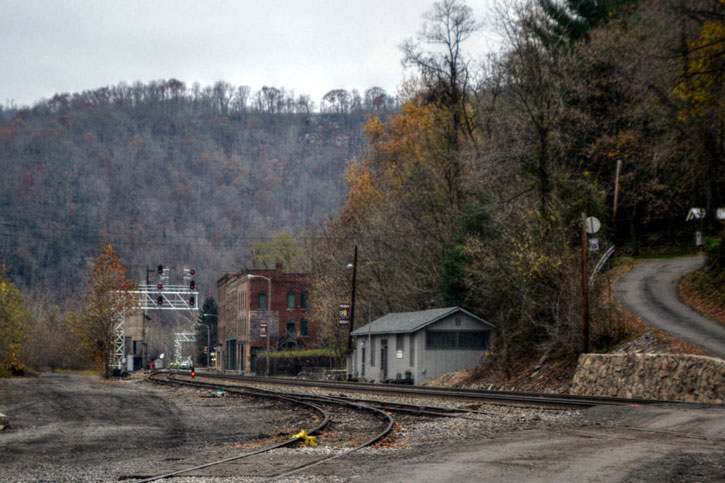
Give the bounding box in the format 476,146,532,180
301,291,308,309
426,330,490,350
370,338,375,366
396,334,404,351
426,331,457,349
409,334,415,366
287,291,295,309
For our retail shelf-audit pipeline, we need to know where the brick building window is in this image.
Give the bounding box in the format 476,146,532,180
300,291,308,309
300,318,308,336
287,319,296,338
258,292,266,310
287,291,295,309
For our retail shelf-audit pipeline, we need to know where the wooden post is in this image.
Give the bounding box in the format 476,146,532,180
347,245,358,353
612,159,622,239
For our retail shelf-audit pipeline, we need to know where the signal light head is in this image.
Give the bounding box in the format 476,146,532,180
189,269,195,275
157,296,163,305
157,265,163,274
190,296,195,306
157,283,163,290
190,280,195,290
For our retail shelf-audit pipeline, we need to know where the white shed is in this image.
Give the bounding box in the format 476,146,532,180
348,307,496,385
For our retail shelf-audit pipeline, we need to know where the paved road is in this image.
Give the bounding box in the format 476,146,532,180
352,405,725,482
616,256,725,358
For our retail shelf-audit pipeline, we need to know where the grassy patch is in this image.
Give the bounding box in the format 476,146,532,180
612,255,637,267
635,244,698,259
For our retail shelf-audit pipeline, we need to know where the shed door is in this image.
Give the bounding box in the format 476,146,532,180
380,339,388,381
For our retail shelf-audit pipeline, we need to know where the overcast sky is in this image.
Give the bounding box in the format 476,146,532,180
0,0,500,108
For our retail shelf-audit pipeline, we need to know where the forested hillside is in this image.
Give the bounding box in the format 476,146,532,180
312,0,724,363
1,0,723,375
0,81,396,305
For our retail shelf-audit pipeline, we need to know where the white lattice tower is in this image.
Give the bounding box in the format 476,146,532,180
174,332,197,362
113,309,127,370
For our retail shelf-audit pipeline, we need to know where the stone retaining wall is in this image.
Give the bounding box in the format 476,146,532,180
570,353,725,404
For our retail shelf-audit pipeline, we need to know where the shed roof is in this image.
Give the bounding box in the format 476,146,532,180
351,306,495,336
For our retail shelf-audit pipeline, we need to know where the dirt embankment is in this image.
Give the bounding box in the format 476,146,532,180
679,268,725,328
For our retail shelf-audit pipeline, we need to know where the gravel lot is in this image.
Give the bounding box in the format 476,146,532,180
0,373,310,482
1,373,724,482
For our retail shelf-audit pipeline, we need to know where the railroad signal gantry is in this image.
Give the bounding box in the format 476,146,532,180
113,266,199,371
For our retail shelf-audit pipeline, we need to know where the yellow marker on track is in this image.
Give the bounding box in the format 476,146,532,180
293,430,318,446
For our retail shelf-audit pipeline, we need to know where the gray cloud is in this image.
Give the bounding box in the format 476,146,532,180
0,0,496,107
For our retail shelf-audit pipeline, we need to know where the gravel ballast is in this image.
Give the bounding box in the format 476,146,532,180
2,372,724,482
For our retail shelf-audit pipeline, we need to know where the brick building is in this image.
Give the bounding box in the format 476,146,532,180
217,263,318,373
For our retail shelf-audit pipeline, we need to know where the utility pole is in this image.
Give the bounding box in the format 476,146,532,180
347,245,358,353
201,313,218,370
581,213,590,354
143,266,150,369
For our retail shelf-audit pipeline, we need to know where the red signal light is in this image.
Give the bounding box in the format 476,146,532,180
157,283,163,290
190,296,195,306
157,265,163,274
191,369,196,377
189,280,195,290
189,269,195,275
157,296,163,305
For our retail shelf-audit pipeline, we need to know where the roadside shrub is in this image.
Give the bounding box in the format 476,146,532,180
267,348,331,358
257,351,338,376
0,271,31,377
704,236,724,277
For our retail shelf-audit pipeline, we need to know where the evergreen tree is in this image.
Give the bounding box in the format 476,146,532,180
196,297,218,366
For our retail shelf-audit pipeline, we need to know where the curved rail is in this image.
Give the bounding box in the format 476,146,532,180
136,372,330,482
262,392,394,481
139,371,394,482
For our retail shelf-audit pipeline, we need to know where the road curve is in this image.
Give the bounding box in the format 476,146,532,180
616,256,725,358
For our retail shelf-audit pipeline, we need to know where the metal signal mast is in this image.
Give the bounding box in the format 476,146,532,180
113,265,199,371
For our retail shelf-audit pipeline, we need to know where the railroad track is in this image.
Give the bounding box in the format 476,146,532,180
128,372,394,481
129,370,705,481
185,371,695,410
